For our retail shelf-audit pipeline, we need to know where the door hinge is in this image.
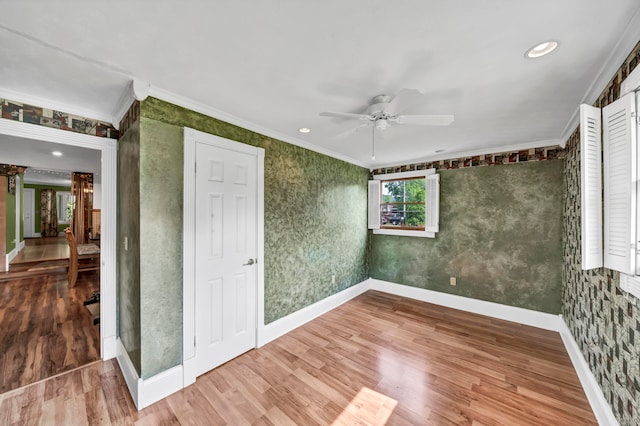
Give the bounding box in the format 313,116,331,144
194,335,196,347
195,162,197,174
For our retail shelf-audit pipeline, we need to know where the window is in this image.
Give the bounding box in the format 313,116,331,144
56,192,75,224
368,169,439,238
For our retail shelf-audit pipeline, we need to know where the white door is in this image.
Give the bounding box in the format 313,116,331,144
194,141,258,377
23,188,35,238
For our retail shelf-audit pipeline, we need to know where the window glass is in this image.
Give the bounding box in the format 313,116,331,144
380,178,425,230
56,192,75,224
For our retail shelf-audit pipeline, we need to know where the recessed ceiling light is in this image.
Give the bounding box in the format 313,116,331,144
525,40,559,59
298,127,311,133
52,151,63,156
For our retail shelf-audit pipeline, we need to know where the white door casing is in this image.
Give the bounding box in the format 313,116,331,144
15,175,21,246
23,188,35,238
0,117,117,360
183,128,265,386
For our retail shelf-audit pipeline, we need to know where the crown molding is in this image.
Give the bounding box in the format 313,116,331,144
146,85,369,169
560,6,640,146
111,79,150,130
372,138,563,170
0,86,114,124
111,81,136,130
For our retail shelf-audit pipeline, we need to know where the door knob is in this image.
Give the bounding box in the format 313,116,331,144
243,258,256,266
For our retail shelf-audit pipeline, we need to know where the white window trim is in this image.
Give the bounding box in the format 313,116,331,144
370,168,438,238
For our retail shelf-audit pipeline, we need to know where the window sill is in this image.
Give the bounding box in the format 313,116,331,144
620,273,640,300
373,229,435,238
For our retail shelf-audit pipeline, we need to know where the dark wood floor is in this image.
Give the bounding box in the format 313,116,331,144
1,238,70,282
0,291,596,425
0,271,100,394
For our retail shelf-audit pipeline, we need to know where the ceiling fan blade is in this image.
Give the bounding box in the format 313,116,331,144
395,114,454,126
333,122,371,139
320,111,371,120
384,88,425,116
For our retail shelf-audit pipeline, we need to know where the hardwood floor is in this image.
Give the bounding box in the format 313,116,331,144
0,291,596,425
0,271,100,394
10,237,69,265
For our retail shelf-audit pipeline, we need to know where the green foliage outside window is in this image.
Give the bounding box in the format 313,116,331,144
381,178,425,228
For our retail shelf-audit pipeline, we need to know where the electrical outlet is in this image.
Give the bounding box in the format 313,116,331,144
331,275,336,284
450,277,457,286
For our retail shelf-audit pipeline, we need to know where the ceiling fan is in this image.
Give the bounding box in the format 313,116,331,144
319,88,454,132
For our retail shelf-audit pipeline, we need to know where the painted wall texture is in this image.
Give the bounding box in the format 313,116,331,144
24,184,71,234
138,117,183,378
562,39,640,426
4,180,16,252
117,119,142,375
140,98,370,326
115,98,369,379
371,160,564,313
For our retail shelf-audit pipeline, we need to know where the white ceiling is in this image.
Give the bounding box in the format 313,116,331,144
0,134,101,185
1,1,640,168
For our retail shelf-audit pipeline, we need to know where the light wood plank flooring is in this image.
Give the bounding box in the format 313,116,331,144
10,237,69,265
0,271,100,394
0,291,596,425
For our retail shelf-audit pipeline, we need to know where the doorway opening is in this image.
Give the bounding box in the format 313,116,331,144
0,118,117,393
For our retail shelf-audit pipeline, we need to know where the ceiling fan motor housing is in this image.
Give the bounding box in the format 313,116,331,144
367,94,391,115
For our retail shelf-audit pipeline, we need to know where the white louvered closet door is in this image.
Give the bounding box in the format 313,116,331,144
603,92,637,274
579,104,603,270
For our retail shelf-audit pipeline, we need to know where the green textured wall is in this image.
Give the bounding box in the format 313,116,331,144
24,184,71,233
117,119,142,375
5,178,17,252
371,160,564,313
139,117,183,378
140,97,370,327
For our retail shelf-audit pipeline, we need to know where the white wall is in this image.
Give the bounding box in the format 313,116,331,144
93,182,101,209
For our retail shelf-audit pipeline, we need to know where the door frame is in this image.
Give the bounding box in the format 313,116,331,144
0,117,118,360
182,127,264,386
23,188,35,238
15,175,21,249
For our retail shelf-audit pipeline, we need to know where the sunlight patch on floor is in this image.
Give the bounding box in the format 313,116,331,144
331,387,398,425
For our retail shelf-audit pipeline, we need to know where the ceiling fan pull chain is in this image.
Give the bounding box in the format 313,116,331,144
371,125,376,160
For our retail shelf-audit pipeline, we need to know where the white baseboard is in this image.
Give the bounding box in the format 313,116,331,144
116,338,184,410
138,365,184,410
18,240,25,251
369,279,563,331
116,338,140,408
558,320,618,426
257,279,370,347
102,335,117,360
5,245,18,271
